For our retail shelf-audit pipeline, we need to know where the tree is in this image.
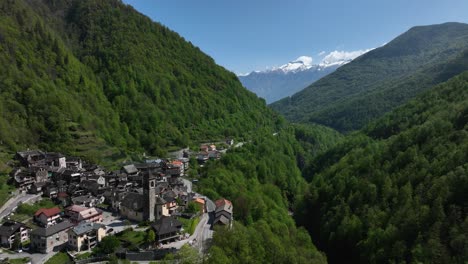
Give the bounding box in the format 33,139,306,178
185,202,201,214
146,229,156,248
175,244,200,264
98,236,121,254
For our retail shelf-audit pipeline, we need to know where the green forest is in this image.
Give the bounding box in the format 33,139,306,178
0,0,279,164
296,73,468,263
0,0,327,263
271,22,468,132
1,0,467,263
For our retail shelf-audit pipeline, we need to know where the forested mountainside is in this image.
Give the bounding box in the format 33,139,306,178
0,0,330,263
296,72,468,263
0,0,279,163
271,22,468,132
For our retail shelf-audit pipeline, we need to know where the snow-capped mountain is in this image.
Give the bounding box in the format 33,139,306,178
239,49,372,103
277,56,315,72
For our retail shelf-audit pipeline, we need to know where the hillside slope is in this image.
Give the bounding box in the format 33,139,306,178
0,0,278,162
296,72,468,263
0,1,328,263
271,22,468,132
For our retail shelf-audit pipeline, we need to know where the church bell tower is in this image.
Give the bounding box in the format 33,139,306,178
143,172,156,221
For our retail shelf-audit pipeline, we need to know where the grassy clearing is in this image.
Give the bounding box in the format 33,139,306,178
8,257,31,264
116,229,146,246
0,174,14,209
74,251,92,260
178,216,200,235
44,252,71,264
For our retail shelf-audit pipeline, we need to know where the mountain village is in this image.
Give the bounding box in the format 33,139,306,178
0,141,235,263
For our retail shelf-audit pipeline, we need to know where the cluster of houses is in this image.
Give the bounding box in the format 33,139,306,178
0,204,105,253
1,147,234,254
196,142,230,165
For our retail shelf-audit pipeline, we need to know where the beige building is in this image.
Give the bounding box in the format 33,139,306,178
68,222,106,252
65,205,103,224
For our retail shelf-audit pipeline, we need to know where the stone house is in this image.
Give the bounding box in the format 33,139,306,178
213,199,233,227
30,220,74,253
120,192,145,222
151,216,182,244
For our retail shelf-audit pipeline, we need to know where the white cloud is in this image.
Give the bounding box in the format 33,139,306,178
293,56,313,65
319,48,373,66
317,51,326,56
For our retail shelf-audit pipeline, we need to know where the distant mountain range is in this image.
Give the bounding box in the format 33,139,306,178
239,50,371,103
271,22,468,131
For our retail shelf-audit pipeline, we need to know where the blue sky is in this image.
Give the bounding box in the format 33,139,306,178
123,0,468,74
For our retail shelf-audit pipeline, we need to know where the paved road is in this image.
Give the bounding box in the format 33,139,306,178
194,213,214,254
181,178,193,193
168,147,189,159
0,193,41,220
234,142,245,148
0,248,57,264
160,212,213,252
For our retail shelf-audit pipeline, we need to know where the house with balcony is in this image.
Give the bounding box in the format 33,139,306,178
34,207,62,227
67,222,106,252
0,221,30,249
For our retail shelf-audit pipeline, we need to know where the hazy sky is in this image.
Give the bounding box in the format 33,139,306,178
123,0,468,74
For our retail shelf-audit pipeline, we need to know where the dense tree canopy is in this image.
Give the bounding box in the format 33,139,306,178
296,72,468,263
0,0,281,164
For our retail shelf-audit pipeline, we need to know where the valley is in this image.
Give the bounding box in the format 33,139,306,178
0,0,466,264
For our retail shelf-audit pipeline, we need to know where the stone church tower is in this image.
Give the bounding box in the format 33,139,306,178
143,172,156,221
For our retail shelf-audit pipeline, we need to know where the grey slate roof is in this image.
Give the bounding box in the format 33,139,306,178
71,222,103,235
0,222,26,237
155,196,166,205
122,164,138,175
30,220,74,237
151,216,182,236
214,214,231,225
121,192,144,211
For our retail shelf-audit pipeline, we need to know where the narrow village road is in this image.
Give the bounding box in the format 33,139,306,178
194,213,214,254
169,147,189,159
234,142,245,148
0,193,41,220
160,212,213,252
0,248,56,264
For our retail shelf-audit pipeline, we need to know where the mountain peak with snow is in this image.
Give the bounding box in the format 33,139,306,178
238,48,373,103
277,56,314,73
240,48,373,76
